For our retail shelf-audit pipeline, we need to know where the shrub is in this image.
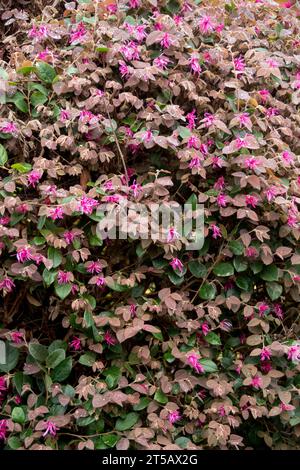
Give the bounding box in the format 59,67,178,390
0,0,300,450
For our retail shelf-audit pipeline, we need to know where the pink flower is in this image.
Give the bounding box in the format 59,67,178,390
167,227,180,243
95,275,106,287
0,377,7,393
258,89,270,102
28,24,48,41
60,109,70,121
187,136,199,149
104,330,117,346
160,33,173,49
287,345,300,362
245,194,259,208
0,420,7,441
216,193,227,207
201,322,210,336
273,304,284,320
280,403,294,412
11,331,24,344
186,109,197,130
199,15,214,35
119,60,130,78
282,150,294,165
27,170,42,188
287,210,298,228
120,41,140,60
265,107,279,118
129,0,140,8
214,176,225,190
0,216,10,225
211,224,222,239
260,347,271,362
212,156,223,169
49,207,64,221
174,15,182,26
189,156,202,169
130,180,142,198
16,203,29,214
189,54,202,75
63,231,76,245
78,196,98,215
265,186,278,202
107,3,117,13
266,58,279,68
187,353,205,373
258,302,269,317
86,261,102,274
202,113,215,127
245,247,258,258
43,420,58,437
170,257,184,272
244,156,260,170
0,277,15,293
130,304,137,318
168,410,181,424
153,55,170,70
238,112,251,128
251,375,262,389
69,336,81,351
57,271,73,285
234,56,245,72
0,121,18,134
16,246,32,263
218,405,226,417
37,48,55,62
70,22,87,44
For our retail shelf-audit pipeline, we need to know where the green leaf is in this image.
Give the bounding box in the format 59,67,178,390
89,234,103,247
175,437,190,449
213,262,234,277
11,162,32,173
47,247,62,268
46,349,66,369
8,92,28,113
236,275,251,291
28,342,48,363
96,45,109,53
51,357,73,382
0,343,19,372
266,282,282,301
229,240,244,256
260,265,279,282
12,407,26,424
48,340,67,354
13,371,24,395
35,62,57,84
17,66,36,75
178,125,191,139
250,261,263,274
43,268,57,286
168,270,185,286
55,283,72,300
133,397,151,411
79,352,96,367
30,91,48,107
188,260,207,278
154,389,168,404
108,282,131,292
233,257,248,272
102,434,119,448
205,332,221,346
199,358,218,373
115,412,139,431
0,144,8,165
7,436,22,449
199,282,216,300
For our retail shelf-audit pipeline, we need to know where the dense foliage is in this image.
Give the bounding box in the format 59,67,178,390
0,0,300,450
